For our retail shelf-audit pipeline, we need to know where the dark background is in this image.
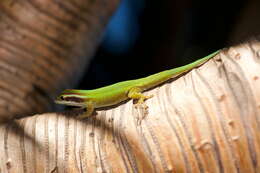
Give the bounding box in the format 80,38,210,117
79,0,259,89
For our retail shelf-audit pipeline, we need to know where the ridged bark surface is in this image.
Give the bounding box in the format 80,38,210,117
0,41,260,172
0,0,120,121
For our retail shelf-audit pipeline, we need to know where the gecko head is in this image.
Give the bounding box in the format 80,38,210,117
55,89,88,107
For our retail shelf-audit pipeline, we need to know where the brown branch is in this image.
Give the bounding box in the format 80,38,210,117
0,0,120,121
1,42,260,172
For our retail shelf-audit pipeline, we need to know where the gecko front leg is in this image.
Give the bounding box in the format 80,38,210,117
77,101,94,119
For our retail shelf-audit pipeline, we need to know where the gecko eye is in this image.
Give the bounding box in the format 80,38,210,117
60,96,65,100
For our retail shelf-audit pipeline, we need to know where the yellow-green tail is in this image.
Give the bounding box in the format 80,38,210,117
137,50,220,90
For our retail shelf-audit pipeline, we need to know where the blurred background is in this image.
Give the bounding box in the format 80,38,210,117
79,0,260,89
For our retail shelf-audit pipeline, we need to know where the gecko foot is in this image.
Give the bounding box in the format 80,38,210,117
128,87,153,105
76,102,94,119
128,87,153,123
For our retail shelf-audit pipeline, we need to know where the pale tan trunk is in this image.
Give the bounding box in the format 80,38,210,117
1,42,260,172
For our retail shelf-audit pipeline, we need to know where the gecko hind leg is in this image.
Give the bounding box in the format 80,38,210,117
128,87,153,123
128,87,153,107
77,102,94,119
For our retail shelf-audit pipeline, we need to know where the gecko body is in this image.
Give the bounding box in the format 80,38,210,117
55,50,219,118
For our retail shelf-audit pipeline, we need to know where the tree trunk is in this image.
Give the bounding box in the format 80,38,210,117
1,41,260,172
0,0,120,121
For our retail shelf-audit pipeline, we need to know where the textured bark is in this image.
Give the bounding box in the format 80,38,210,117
0,0,120,121
1,41,260,172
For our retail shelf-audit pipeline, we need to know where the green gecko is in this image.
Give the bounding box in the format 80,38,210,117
55,50,219,119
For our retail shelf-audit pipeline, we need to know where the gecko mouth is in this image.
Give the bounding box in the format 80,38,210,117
54,100,85,107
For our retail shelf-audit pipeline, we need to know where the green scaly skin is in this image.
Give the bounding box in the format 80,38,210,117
55,50,220,118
